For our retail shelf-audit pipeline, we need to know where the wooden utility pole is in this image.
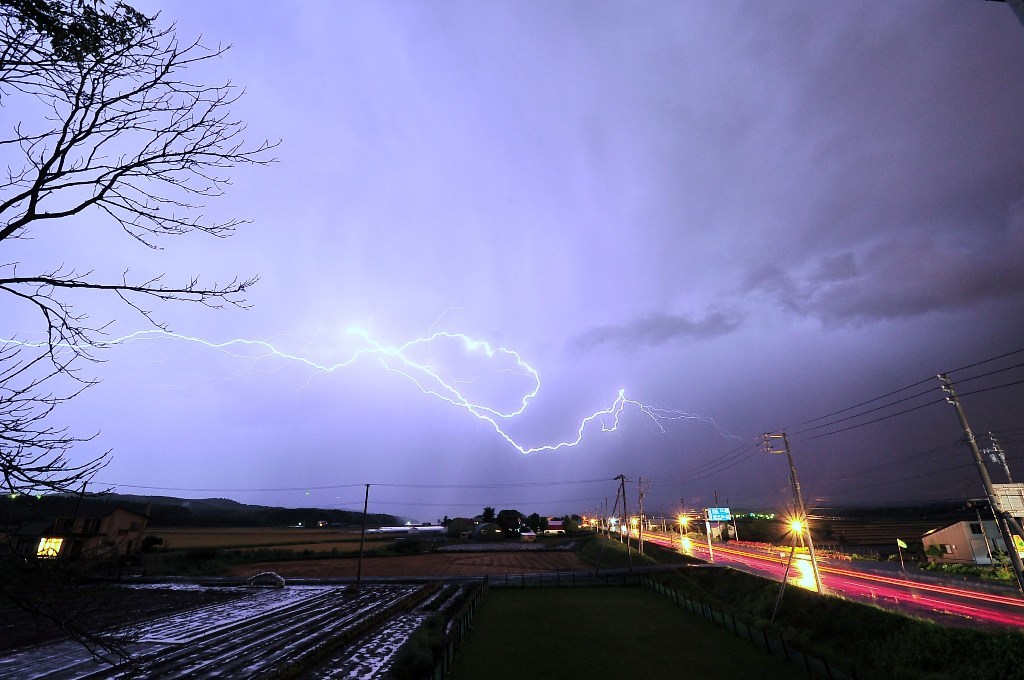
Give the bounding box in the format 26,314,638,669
637,477,645,555
615,474,632,572
356,483,370,587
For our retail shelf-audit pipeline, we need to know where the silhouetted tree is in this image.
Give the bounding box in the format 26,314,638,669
496,509,523,538
0,0,275,496
0,0,273,666
482,506,495,523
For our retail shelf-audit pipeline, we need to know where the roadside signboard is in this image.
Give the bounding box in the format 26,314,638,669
707,507,732,521
994,483,1024,515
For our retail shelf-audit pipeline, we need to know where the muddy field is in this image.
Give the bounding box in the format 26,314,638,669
227,549,592,579
148,527,391,552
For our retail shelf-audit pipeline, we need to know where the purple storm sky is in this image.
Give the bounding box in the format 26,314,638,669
4,1,1024,521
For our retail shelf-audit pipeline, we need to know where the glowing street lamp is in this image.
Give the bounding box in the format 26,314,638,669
678,515,689,548
762,432,823,594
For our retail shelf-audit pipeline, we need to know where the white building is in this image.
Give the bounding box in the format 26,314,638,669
922,519,1007,565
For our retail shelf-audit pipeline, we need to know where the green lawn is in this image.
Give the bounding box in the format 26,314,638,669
448,586,801,680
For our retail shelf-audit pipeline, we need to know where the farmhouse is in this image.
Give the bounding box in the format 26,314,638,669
444,517,475,538
7,506,148,561
922,518,1014,565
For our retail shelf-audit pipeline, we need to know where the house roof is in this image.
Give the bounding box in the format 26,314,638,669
10,520,53,537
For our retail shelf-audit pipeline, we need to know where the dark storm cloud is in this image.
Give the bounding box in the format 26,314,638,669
568,310,743,352
745,224,1024,323
732,2,1024,327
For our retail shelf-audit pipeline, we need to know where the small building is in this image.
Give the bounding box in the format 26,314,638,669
520,528,537,542
922,519,1008,565
470,522,503,541
543,518,565,535
9,507,148,562
445,517,475,538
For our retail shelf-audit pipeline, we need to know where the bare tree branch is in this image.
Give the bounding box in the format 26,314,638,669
0,5,276,359
0,2,271,666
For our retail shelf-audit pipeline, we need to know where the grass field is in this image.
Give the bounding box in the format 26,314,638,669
447,587,801,680
146,528,392,552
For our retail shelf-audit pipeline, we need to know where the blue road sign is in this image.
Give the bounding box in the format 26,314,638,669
707,507,732,521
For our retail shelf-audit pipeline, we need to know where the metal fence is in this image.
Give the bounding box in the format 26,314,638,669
430,573,857,679
642,577,857,680
489,570,642,588
430,580,487,680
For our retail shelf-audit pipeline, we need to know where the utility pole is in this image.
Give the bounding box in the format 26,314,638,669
615,474,632,572
729,498,739,541
971,501,995,566
611,486,621,542
704,510,714,562
762,432,823,594
356,483,370,587
983,432,1013,483
939,374,1024,594
638,477,645,555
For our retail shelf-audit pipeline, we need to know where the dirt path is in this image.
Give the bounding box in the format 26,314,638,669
227,551,592,579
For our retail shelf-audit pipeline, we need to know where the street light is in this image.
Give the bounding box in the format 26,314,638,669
762,432,823,595
678,515,688,548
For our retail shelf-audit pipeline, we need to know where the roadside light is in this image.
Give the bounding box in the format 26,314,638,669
762,431,823,595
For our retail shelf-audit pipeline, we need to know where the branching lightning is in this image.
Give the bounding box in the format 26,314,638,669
2,328,740,453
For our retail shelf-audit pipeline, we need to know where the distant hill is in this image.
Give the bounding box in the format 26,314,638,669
0,493,399,529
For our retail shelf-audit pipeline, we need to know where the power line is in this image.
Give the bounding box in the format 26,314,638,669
946,347,1024,377
789,386,938,436
96,476,617,494
780,346,1024,434
959,378,1024,399
791,398,946,443
782,376,934,431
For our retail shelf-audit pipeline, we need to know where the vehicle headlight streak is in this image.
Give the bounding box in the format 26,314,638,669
2,327,738,454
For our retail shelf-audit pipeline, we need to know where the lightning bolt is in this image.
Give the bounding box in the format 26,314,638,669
1,328,740,453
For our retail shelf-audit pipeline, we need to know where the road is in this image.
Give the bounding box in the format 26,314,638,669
639,531,1024,629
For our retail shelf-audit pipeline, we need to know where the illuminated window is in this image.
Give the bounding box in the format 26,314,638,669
37,537,63,558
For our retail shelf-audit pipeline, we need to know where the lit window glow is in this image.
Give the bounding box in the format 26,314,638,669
37,537,63,558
